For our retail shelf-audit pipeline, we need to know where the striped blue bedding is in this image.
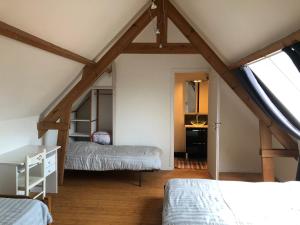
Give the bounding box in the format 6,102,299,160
65,142,162,171
0,198,52,225
163,179,300,225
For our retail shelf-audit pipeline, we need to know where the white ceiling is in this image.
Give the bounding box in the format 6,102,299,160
0,0,299,121
0,0,148,121
0,0,148,59
173,0,300,63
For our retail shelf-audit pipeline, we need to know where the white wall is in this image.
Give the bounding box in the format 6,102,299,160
275,157,298,181
219,78,261,173
0,116,41,154
93,72,113,87
114,54,210,170
114,54,262,172
273,136,299,181
43,130,58,146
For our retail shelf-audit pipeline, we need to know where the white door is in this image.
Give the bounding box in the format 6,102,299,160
207,71,220,179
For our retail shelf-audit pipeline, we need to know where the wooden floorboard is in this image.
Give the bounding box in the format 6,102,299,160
50,169,261,225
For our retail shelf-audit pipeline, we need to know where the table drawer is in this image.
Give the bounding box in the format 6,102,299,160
46,154,56,167
45,163,56,176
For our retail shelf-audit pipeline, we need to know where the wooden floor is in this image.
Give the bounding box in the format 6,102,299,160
51,169,261,225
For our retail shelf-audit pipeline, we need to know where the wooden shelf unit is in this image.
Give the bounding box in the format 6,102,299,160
69,89,98,141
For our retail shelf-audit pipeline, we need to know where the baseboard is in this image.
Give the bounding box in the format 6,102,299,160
219,172,262,182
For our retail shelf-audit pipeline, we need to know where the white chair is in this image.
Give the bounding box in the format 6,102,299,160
17,150,46,199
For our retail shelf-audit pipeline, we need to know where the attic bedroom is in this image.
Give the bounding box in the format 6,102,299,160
0,0,300,224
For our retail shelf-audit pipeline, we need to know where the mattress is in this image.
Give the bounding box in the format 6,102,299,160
65,141,162,171
163,179,300,225
0,198,52,225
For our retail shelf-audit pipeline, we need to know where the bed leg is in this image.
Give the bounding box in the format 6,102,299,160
139,172,142,187
44,196,52,213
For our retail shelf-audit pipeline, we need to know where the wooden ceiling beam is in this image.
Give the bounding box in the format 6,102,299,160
259,121,275,181
166,0,298,151
157,0,168,46
92,11,157,75
37,121,68,131
230,29,300,69
39,7,156,184
261,149,299,158
39,8,155,126
123,43,199,54
0,20,95,65
167,1,228,76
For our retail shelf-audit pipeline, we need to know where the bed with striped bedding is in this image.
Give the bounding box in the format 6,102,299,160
65,141,162,171
163,179,300,225
0,197,52,225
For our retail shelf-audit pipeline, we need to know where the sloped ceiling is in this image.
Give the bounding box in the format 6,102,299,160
0,0,299,121
0,0,148,121
173,0,300,64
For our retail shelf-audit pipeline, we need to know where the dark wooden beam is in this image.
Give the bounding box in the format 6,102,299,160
37,121,68,131
167,1,228,76
0,20,95,65
123,43,199,54
259,121,275,181
157,0,168,46
230,29,300,69
92,11,157,75
261,149,299,158
56,113,70,185
166,0,298,151
39,7,156,134
62,8,155,108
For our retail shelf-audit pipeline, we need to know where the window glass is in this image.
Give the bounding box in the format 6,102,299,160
248,51,300,122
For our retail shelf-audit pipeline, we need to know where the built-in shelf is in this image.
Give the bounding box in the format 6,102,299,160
69,132,90,138
69,89,98,141
71,119,90,122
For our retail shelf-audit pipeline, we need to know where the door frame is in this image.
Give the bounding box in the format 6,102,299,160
207,71,221,179
169,67,211,169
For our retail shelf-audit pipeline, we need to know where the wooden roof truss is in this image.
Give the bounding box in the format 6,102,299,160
0,0,299,184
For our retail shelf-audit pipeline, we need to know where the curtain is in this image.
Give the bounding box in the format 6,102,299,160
234,66,300,180
283,42,300,180
283,42,300,72
234,66,300,139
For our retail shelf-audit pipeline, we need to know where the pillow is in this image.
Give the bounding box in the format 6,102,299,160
92,131,111,145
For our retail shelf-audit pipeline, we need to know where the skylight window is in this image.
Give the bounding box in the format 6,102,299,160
248,51,300,123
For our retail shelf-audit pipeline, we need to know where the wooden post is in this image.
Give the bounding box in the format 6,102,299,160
56,110,71,185
259,121,275,181
157,0,167,46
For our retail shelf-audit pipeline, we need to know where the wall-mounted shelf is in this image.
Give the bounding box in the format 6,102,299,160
69,89,98,141
69,132,90,138
71,119,90,122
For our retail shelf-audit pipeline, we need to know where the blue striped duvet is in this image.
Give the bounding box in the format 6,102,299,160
0,198,52,225
163,179,300,225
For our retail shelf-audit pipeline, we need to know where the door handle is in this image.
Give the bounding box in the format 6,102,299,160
214,122,221,130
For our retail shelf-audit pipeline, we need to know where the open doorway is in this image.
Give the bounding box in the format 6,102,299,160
173,72,209,170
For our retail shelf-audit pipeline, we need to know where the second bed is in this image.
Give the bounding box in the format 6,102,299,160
65,141,162,185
